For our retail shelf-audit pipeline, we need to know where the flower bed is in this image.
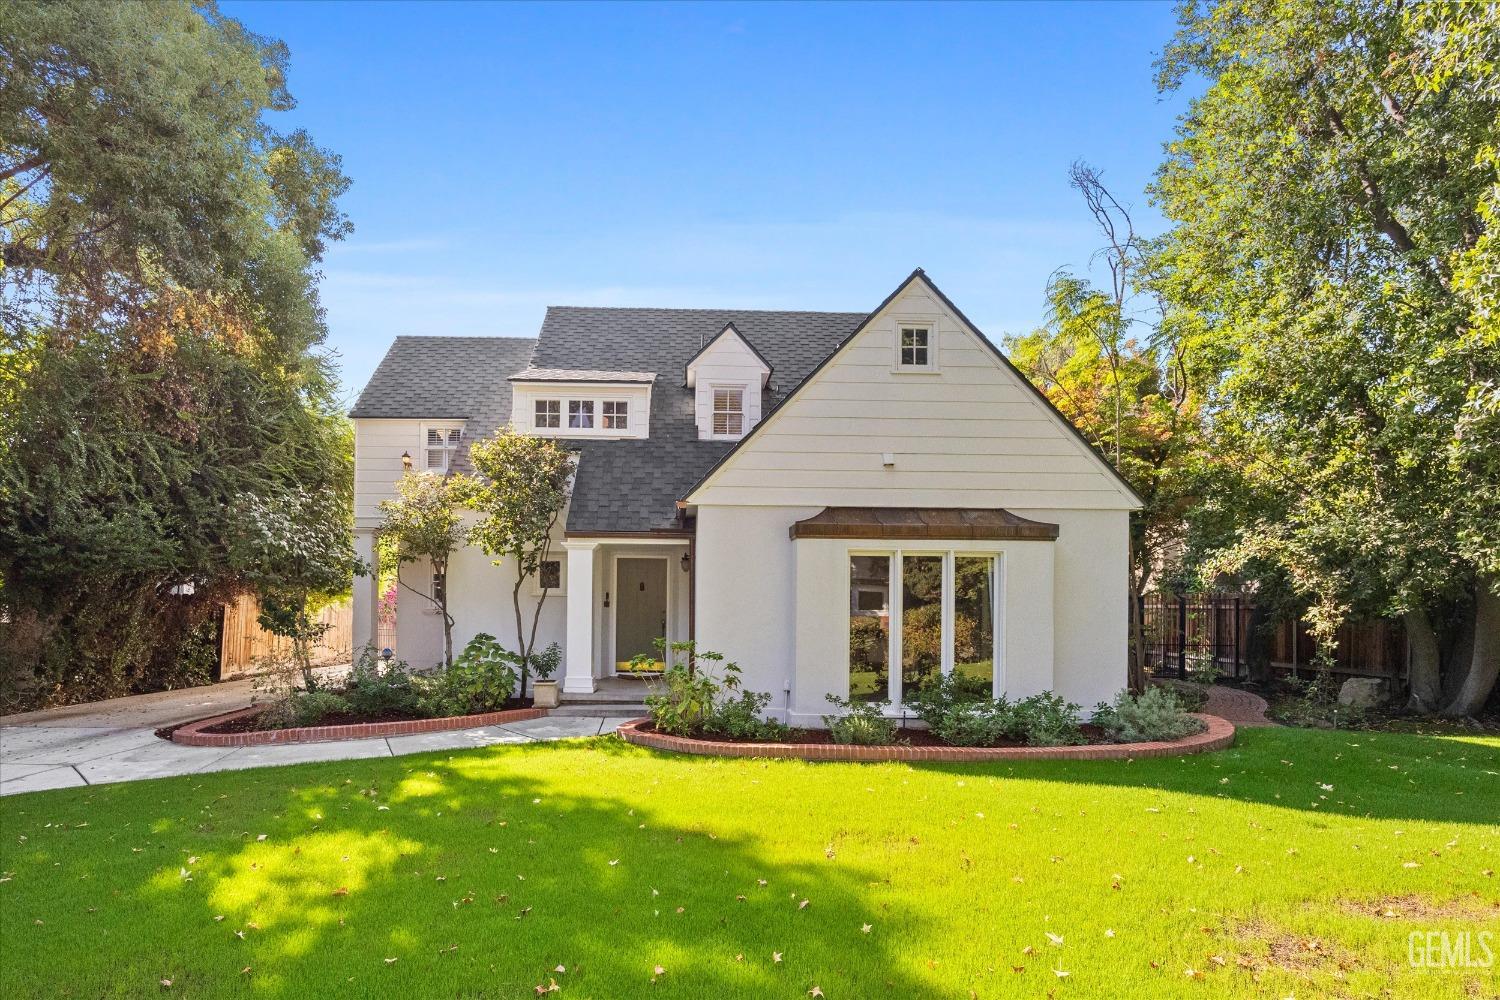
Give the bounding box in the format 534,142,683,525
617,712,1235,762
170,704,548,747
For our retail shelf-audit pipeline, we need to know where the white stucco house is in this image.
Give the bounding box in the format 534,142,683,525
349,269,1142,724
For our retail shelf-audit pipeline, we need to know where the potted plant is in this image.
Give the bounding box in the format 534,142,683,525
529,642,563,708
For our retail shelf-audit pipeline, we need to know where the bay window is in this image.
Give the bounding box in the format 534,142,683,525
848,551,998,705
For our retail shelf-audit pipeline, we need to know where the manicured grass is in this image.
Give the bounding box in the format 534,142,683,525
2,728,1497,998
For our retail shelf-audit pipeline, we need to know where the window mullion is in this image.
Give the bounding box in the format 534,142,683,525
888,552,902,707
941,551,955,677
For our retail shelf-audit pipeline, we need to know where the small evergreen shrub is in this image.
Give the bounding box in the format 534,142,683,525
822,694,899,745
259,689,349,729
708,689,790,741
1010,692,1084,746
343,648,423,717
417,632,519,717
906,673,992,728
1092,687,1205,743
930,698,1017,747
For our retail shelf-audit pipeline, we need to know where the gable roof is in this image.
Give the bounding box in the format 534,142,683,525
683,322,773,385
682,269,1146,508
530,307,865,534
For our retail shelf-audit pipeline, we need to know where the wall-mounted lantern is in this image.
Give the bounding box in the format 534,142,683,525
401,451,413,472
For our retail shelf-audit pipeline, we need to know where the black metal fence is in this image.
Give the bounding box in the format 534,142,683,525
1136,593,1407,684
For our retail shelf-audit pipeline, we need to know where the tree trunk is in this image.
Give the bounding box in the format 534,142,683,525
511,576,529,700
438,557,454,669
1404,608,1443,713
1442,579,1500,718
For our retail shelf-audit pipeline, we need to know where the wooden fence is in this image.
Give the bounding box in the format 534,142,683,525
1137,593,1407,685
219,594,353,679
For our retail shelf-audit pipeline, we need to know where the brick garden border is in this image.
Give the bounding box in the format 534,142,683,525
617,712,1235,762
171,705,548,747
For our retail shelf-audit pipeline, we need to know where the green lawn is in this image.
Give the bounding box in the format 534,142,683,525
2,729,1497,999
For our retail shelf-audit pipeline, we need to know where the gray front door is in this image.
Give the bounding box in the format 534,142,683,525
615,558,667,671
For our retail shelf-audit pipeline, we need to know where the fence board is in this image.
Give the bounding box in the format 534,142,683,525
219,595,352,678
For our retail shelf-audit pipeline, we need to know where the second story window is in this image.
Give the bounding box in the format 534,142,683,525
712,387,744,437
568,399,594,429
602,400,629,430
535,399,560,428
899,325,931,368
425,427,461,472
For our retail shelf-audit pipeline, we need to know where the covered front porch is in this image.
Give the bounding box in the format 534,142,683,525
559,536,692,695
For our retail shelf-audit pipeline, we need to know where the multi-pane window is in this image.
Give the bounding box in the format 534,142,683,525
538,560,561,590
425,427,461,472
431,570,446,604
712,387,744,437
567,399,594,429
602,400,629,430
534,399,561,428
848,552,997,705
899,325,931,367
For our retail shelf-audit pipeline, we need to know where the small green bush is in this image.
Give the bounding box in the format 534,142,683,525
344,648,424,717
418,633,520,717
708,690,790,741
1092,687,1204,743
930,698,1017,747
259,689,350,729
1010,692,1083,746
906,673,992,728
529,642,562,680
822,694,899,746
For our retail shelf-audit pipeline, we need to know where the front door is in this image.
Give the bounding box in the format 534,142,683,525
615,558,667,673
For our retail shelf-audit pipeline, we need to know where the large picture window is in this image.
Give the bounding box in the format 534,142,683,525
848,551,997,706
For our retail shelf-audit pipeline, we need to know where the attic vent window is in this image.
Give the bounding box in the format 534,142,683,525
568,399,594,429
425,427,462,472
602,400,629,430
712,387,744,437
899,325,932,368
534,399,561,428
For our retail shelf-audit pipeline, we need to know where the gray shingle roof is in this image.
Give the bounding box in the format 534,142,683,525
531,307,867,534
349,336,537,419
510,367,657,383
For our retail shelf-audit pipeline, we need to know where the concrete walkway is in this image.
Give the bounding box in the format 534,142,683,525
0,677,635,797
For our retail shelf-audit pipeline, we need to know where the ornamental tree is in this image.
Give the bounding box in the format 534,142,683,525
464,430,572,699
1150,0,1500,714
377,472,470,668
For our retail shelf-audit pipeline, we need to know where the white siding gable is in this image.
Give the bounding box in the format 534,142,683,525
687,325,769,440
353,418,467,525
686,275,1141,511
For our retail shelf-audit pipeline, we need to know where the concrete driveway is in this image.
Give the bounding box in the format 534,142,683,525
0,673,632,796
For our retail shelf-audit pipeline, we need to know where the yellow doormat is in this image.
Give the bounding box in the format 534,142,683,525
615,660,665,674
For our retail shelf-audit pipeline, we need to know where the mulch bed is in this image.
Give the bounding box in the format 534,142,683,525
618,714,1235,763
167,702,550,747
636,722,1110,747
190,697,536,736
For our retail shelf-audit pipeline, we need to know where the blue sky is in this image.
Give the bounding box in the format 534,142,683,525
224,1,1193,404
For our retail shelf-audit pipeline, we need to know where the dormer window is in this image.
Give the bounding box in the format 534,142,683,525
424,427,462,472
899,325,932,368
534,399,561,428
712,386,744,437
568,399,594,429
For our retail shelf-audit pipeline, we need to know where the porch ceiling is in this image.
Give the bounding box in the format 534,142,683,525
788,507,1060,541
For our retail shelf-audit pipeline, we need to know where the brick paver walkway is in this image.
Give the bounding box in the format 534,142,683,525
1204,685,1275,727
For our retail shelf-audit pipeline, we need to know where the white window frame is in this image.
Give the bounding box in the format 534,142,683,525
846,548,1001,711
534,399,561,429
567,399,595,429
601,399,629,430
709,384,746,439
420,424,463,473
893,319,939,372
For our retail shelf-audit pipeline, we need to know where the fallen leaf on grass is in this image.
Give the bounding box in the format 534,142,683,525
773,952,783,963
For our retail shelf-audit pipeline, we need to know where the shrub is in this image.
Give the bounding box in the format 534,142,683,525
1152,678,1209,712
418,632,520,717
1010,692,1083,746
822,694,899,745
708,690,790,741
930,698,1017,747
530,642,562,681
259,689,349,729
343,647,424,717
906,673,993,728
1092,687,1204,743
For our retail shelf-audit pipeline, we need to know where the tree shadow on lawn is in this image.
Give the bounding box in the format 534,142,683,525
63,741,936,999
905,725,1500,826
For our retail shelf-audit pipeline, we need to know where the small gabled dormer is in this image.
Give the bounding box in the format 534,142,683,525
685,322,771,441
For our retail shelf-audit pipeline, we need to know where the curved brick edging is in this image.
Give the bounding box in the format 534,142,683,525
171,705,548,747
616,713,1235,763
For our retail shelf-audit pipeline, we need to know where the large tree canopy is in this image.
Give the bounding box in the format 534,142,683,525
0,1,354,708
1151,0,1500,714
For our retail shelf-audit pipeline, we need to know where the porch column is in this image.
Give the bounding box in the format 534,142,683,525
351,528,379,657
562,540,599,694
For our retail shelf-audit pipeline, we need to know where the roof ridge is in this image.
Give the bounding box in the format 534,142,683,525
390,334,537,342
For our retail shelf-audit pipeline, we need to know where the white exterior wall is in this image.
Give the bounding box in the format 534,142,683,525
688,329,768,440
694,504,1092,727
688,275,1138,723
354,418,430,524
